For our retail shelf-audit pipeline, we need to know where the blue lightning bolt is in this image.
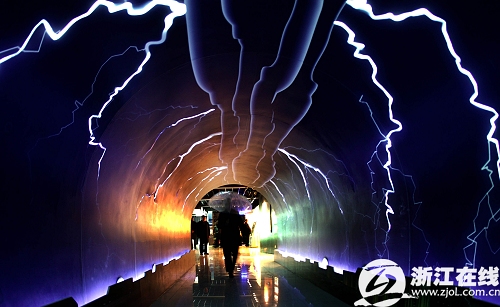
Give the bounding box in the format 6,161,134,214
273,147,351,266
264,179,293,217
275,147,345,244
86,3,186,183
0,3,188,303
333,20,401,238
0,0,186,64
278,147,344,214
344,1,500,175
153,132,222,201
135,108,216,169
359,96,431,266
183,166,227,211
341,0,500,268
0,0,187,176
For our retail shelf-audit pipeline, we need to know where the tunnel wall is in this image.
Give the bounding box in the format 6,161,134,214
78,66,217,305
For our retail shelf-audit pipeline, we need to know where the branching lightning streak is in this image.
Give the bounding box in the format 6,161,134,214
345,1,500,174
137,157,224,217
135,109,216,169
0,0,186,64
278,148,342,214
361,95,399,259
262,180,294,223
1,3,189,295
0,0,187,177
183,167,227,211
333,20,400,235
345,0,500,268
464,182,500,267
277,149,311,201
0,31,46,57
87,2,185,175
360,96,431,265
267,180,289,210
277,148,343,238
27,45,145,162
280,146,355,190
153,132,222,201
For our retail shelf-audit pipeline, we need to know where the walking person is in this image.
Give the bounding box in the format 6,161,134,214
218,198,244,278
191,216,198,250
197,216,210,255
241,219,251,247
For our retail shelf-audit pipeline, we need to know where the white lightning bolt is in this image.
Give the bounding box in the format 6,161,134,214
0,0,186,64
334,20,400,233
343,0,500,268
154,132,222,200
135,108,216,169
346,0,500,177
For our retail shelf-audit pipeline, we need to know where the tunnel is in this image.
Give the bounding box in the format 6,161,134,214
1,0,500,306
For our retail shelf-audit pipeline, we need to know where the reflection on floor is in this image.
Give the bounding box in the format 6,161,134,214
151,246,349,307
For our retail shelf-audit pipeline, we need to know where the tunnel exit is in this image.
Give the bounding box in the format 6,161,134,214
192,185,278,253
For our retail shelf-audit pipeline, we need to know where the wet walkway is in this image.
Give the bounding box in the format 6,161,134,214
151,246,349,307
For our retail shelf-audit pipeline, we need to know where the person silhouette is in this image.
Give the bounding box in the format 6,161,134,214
197,216,210,255
217,197,244,278
191,216,198,250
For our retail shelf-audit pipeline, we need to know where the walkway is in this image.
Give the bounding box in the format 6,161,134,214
151,246,349,307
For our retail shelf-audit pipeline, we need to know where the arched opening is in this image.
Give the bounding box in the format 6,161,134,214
191,185,278,254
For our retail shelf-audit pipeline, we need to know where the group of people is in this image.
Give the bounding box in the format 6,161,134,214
190,204,252,278
191,216,210,255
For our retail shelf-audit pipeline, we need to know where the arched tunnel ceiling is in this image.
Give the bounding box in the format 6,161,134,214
1,0,500,306
86,57,350,221
80,0,500,276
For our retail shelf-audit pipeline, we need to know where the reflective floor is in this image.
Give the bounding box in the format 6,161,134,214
151,246,349,307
